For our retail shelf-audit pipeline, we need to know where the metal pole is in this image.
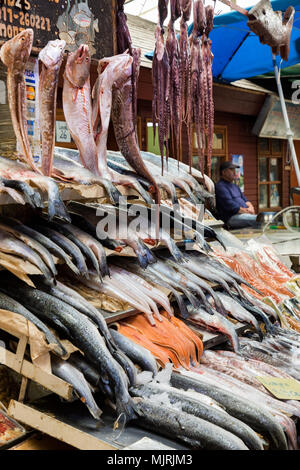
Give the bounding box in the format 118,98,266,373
272,53,300,186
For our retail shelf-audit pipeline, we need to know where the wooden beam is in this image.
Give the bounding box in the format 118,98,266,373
8,401,118,451
0,346,73,401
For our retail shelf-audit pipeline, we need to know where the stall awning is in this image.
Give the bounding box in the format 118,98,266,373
145,0,300,83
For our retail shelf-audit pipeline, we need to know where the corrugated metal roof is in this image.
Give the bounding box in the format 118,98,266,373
231,79,275,94
127,14,157,69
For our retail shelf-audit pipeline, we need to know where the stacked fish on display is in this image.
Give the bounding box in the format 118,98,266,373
213,243,300,333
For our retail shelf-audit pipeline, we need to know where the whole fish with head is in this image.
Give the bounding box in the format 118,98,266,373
74,202,157,269
63,45,121,204
111,49,161,213
0,156,70,222
181,256,240,297
133,397,248,450
0,29,41,173
37,278,115,347
0,291,67,357
39,39,66,176
197,364,300,420
144,151,216,193
171,371,288,450
110,328,158,377
185,303,240,353
53,152,123,205
51,355,102,421
38,277,137,384
0,275,137,423
130,382,264,450
92,53,152,206
32,224,89,278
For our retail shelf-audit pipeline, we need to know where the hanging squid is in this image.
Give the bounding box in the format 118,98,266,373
166,0,182,163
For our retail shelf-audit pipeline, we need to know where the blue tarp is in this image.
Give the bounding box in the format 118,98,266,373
145,0,300,83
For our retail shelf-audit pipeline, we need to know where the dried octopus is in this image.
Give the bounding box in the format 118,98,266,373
166,0,182,163
202,5,214,178
178,0,193,170
189,0,206,175
152,0,171,173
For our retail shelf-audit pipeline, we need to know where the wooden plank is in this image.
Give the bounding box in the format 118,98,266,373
9,433,75,451
0,346,73,401
13,336,27,374
18,377,28,404
8,401,117,451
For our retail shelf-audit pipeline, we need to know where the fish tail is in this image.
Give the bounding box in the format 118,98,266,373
115,396,138,424
47,194,71,223
138,239,156,266
182,288,201,309
131,181,154,205
87,406,104,422
100,179,122,205
166,237,184,263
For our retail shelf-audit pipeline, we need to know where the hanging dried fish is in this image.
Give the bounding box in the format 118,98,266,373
166,0,182,162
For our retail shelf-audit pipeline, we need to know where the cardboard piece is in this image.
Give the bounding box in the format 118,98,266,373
256,375,300,400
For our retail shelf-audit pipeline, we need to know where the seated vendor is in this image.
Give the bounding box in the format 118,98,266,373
215,161,260,229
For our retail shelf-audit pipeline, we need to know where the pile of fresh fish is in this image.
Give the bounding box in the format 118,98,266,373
213,244,300,334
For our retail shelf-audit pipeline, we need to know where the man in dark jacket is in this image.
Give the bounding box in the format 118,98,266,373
215,161,260,229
